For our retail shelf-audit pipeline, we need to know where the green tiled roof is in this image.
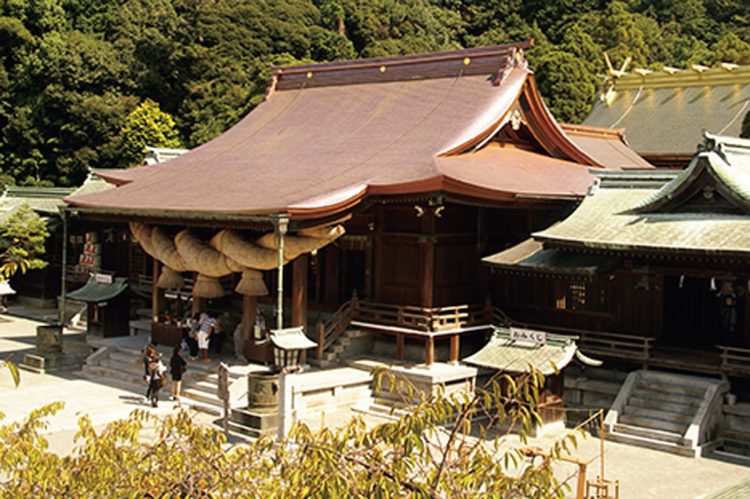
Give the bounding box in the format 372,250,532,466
67,276,128,303
463,327,579,375
584,71,750,155
535,135,750,256
482,238,620,278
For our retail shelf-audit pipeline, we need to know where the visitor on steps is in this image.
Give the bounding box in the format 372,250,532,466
170,345,187,402
142,343,159,401
145,358,166,408
197,312,216,362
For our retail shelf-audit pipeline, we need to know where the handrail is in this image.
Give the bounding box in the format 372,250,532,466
315,299,355,359
717,344,750,373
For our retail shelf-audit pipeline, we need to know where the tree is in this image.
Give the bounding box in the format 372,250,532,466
0,204,49,282
531,48,598,124
0,370,581,496
118,98,181,167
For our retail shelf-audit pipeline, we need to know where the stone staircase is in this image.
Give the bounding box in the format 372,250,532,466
309,329,373,368
81,344,244,415
605,370,728,457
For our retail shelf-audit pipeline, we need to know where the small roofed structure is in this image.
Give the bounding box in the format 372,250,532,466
67,275,129,337
585,62,750,167
465,326,600,425
270,326,317,370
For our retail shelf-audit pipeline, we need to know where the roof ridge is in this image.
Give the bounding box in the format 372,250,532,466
275,41,533,74
4,186,75,198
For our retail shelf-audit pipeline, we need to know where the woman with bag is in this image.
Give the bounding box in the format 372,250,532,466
170,345,187,402
145,359,165,408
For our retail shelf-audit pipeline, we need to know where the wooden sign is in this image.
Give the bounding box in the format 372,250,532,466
510,327,547,346
94,273,113,284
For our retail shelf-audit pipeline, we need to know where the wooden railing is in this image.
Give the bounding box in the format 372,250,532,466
718,345,750,374
315,299,492,358
355,300,491,332
315,299,356,359
490,306,655,361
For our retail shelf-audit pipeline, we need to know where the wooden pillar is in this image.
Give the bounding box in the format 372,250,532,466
425,336,435,366
292,254,308,328
152,258,165,321
323,246,339,305
449,334,460,363
420,210,436,308
242,294,257,343
396,334,405,361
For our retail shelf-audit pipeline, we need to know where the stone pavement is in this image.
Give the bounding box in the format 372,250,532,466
1,312,749,497
0,314,229,455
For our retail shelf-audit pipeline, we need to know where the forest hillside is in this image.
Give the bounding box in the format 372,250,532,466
1,0,748,186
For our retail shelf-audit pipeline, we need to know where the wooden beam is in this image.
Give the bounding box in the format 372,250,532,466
292,254,309,328
396,333,405,361
449,334,460,363
425,336,435,366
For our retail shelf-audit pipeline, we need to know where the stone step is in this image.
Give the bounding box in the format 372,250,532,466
81,366,147,394
181,398,222,416
607,430,696,458
191,379,219,395
613,423,688,446
84,364,145,387
622,406,695,425
100,358,145,376
628,395,701,413
226,420,273,439
231,407,278,430
634,381,706,399
182,387,220,406
629,387,705,407
618,414,688,434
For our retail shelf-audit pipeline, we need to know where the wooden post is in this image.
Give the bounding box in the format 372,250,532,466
315,322,325,359
396,334,405,361
292,254,308,329
449,334,460,363
425,336,435,366
152,258,165,322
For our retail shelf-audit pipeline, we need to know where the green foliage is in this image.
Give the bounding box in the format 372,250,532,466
1,0,749,183
0,204,50,281
0,369,581,496
119,99,181,167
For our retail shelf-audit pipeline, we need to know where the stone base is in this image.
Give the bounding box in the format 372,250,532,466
19,351,87,374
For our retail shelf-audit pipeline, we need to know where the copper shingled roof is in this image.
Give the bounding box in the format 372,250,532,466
66,42,650,220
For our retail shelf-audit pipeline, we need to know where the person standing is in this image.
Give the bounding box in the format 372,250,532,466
142,344,158,402
170,345,187,402
145,358,164,408
197,312,216,362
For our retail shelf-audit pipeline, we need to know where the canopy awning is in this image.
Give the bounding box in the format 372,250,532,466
67,276,128,303
463,326,601,375
269,326,318,351
482,239,620,278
